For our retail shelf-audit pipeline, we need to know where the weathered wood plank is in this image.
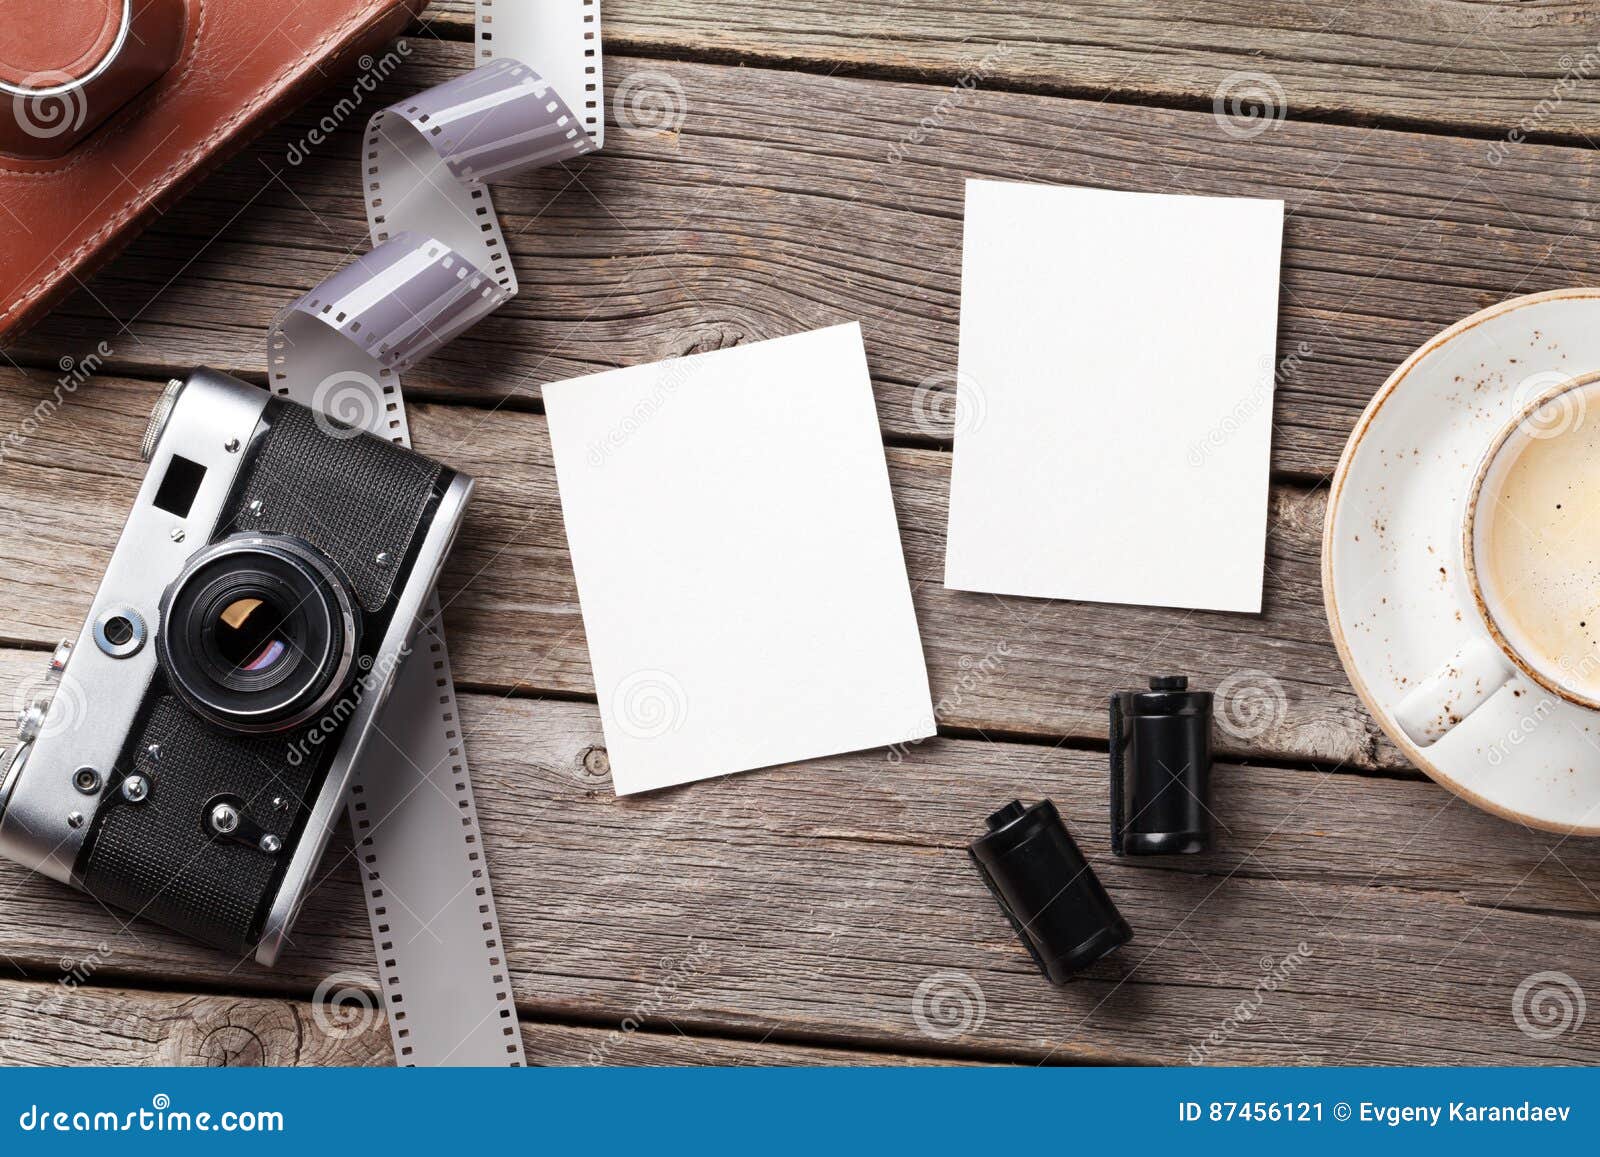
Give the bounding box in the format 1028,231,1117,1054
10,45,1600,477
0,977,966,1066
0,368,1391,769
422,0,1600,139
1,9,1592,1075
0,650,1595,1066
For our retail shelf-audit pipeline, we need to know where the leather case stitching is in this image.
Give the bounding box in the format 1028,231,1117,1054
1,0,407,327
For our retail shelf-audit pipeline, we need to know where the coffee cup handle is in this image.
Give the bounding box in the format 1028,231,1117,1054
1392,636,1516,747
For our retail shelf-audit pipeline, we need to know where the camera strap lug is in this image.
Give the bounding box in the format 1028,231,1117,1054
204,796,282,856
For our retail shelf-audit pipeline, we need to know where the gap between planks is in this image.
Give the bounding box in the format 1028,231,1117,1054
13,42,1600,484
0,366,1395,772
0,974,996,1067
0,358,1346,488
414,0,1600,145
0,648,1598,1065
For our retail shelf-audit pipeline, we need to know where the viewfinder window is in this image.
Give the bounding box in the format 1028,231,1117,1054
152,454,207,518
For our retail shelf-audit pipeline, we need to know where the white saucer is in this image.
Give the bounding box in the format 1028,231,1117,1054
1323,288,1600,834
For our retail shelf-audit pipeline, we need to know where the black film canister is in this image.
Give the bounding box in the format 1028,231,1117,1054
968,799,1132,984
1109,675,1214,856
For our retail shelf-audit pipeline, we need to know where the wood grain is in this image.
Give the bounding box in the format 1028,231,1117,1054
0,649,1595,1065
8,44,1600,478
1,12,1596,1071
0,367,1395,770
422,0,1600,139
0,978,966,1066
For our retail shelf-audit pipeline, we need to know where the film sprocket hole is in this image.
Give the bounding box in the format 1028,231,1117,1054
0,368,474,963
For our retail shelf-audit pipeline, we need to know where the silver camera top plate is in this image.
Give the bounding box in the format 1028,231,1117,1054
0,369,268,884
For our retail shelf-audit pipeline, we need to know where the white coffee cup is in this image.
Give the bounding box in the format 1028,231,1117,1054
1394,370,1600,746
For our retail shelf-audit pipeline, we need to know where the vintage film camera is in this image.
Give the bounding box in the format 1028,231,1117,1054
0,368,472,964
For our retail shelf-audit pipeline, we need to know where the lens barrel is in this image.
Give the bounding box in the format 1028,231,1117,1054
157,535,360,733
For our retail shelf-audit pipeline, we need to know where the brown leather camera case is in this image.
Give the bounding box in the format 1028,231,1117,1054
0,0,427,344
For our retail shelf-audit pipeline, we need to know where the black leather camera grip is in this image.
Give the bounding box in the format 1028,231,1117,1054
226,400,443,615
81,697,316,955
76,395,453,958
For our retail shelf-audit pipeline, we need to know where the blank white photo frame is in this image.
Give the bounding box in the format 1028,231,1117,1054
945,179,1285,613
544,323,936,794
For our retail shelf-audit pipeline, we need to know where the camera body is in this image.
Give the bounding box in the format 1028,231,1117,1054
0,368,473,965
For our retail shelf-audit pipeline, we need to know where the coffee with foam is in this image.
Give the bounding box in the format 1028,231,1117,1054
1476,382,1600,700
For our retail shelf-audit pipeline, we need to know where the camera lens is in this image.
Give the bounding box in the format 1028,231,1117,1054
158,535,360,733
213,597,289,673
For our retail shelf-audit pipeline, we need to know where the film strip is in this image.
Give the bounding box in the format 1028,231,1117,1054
267,2,604,1066
479,0,604,148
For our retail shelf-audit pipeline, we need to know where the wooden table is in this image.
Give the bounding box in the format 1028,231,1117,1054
2,1,1599,1067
